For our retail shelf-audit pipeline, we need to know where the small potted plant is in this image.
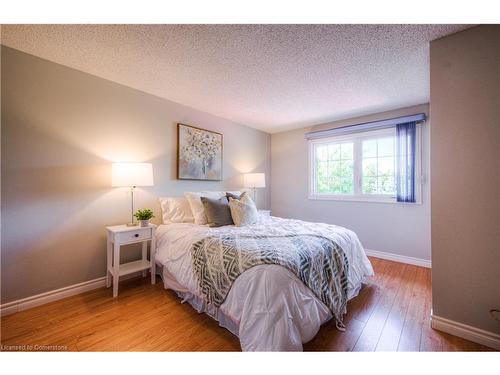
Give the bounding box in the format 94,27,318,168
134,209,155,227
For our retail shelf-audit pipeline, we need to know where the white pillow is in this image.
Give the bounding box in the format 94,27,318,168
159,197,195,224
228,193,259,227
184,191,226,225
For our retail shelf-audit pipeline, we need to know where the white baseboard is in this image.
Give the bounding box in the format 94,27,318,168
0,276,107,317
431,314,500,350
0,271,150,317
364,248,431,268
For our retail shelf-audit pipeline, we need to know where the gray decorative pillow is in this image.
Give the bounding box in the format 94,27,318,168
228,194,259,227
226,191,247,200
200,196,234,227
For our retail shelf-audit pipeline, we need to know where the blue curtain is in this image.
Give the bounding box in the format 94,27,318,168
396,121,416,203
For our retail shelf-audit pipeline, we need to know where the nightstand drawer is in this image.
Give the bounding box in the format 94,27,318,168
117,227,152,244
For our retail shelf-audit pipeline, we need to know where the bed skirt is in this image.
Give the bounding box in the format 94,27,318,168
159,265,241,338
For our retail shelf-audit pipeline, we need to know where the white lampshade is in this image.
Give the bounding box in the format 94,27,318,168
243,173,266,188
112,163,154,187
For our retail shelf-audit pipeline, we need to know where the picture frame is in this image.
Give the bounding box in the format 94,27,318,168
177,123,223,181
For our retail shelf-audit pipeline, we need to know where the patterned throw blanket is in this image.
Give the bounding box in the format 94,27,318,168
191,232,349,325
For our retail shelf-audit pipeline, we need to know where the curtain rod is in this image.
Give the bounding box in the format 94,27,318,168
305,113,426,140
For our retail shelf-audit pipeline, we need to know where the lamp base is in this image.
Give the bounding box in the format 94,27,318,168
126,222,138,227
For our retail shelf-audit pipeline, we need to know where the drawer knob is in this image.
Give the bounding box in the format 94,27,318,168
134,234,139,238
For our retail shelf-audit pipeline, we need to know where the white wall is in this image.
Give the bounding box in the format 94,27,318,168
1,46,271,303
271,104,430,261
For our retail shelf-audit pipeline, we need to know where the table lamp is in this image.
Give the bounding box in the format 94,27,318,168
243,172,266,207
112,162,154,226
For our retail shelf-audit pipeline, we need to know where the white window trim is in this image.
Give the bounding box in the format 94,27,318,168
308,127,423,204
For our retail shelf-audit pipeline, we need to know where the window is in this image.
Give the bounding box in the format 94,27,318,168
309,127,421,203
361,136,395,195
315,141,354,194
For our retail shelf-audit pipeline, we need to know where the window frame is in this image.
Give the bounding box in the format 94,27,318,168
308,127,422,204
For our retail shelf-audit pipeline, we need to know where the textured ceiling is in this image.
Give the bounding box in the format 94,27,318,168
1,24,472,133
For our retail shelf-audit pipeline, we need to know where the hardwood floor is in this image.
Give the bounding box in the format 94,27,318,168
0,257,493,351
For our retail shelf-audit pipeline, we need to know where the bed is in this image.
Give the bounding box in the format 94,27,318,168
154,200,374,351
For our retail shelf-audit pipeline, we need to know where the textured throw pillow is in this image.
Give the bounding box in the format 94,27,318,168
228,193,259,227
200,196,234,227
185,191,226,225
159,197,195,224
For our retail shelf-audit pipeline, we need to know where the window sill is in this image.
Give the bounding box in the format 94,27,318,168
308,194,422,205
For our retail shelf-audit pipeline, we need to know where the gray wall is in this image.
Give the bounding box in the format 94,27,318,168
430,25,500,334
1,46,271,303
271,104,431,260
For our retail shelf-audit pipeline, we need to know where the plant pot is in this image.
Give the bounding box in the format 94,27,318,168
140,220,150,227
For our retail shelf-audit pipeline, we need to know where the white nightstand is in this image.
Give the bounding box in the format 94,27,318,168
106,224,157,297
258,210,271,216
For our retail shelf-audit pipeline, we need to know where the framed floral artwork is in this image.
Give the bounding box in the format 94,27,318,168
177,123,223,180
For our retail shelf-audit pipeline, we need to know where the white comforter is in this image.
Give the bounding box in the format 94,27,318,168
155,215,374,351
